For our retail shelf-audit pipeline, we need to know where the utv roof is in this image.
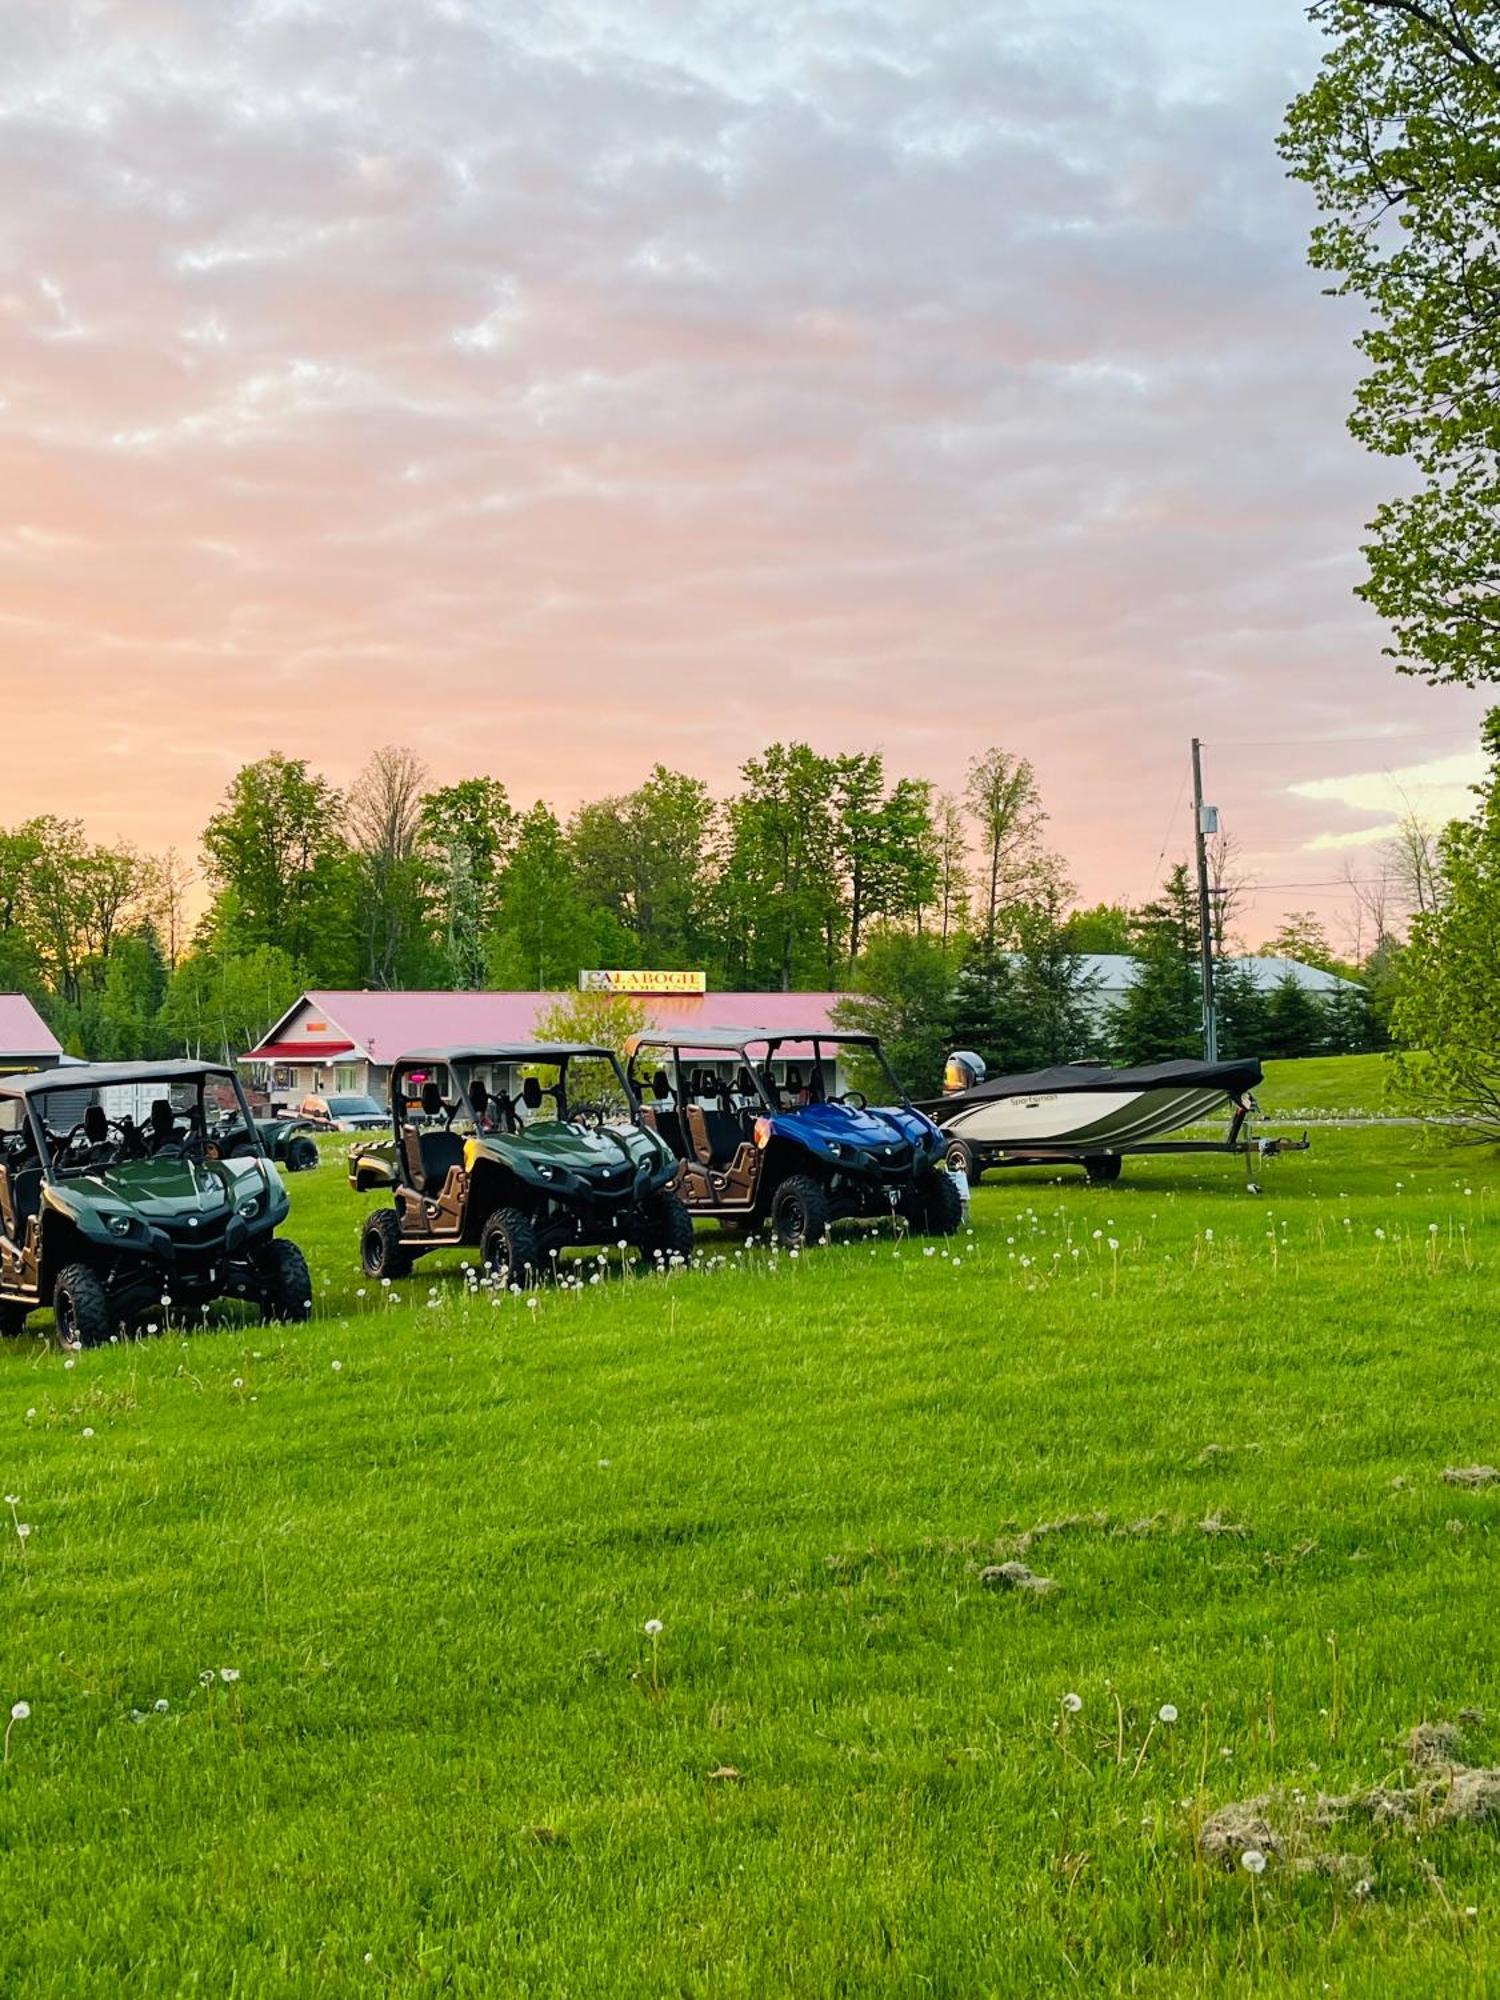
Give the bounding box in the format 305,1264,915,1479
626,1028,880,1052
0,1059,237,1099
392,1044,614,1066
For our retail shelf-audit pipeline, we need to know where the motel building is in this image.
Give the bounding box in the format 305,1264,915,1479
240,977,851,1110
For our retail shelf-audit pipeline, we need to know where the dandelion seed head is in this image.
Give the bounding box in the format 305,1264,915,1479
1241,1848,1266,1875
1158,1703,1178,1724
10,1700,29,1721
1061,1692,1082,1713
643,1618,663,1636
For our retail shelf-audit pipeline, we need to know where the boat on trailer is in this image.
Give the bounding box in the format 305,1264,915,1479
920,1054,1307,1186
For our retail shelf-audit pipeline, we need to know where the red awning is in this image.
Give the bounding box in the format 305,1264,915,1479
244,1040,356,1061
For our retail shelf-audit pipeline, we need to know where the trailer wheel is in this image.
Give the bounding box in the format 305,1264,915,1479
53,1264,113,1351
945,1138,982,1185
1083,1154,1123,1186
770,1175,831,1250
362,1207,413,1280
481,1206,541,1287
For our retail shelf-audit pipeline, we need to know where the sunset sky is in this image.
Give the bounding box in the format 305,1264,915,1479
3,0,1491,939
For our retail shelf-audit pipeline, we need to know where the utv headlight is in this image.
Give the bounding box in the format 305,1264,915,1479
107,1213,134,1238
237,1193,263,1218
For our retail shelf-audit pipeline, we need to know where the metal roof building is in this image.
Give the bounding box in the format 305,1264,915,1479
243,989,849,1104
0,995,63,1074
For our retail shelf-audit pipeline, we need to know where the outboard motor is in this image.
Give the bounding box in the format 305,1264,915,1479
943,1050,986,1096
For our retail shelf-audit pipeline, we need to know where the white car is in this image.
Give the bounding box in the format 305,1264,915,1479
296,1092,389,1132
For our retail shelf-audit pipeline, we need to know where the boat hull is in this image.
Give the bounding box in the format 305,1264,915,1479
938,1083,1231,1153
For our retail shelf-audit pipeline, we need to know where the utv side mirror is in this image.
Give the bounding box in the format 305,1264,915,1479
651,1070,670,1101
522,1076,543,1111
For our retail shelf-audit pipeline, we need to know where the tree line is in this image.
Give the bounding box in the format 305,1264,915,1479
0,742,1395,1089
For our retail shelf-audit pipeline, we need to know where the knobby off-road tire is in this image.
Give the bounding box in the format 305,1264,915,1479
916,1169,964,1237
770,1175,831,1251
636,1189,695,1265
286,1135,320,1173
944,1138,982,1186
53,1264,113,1351
259,1238,314,1322
361,1208,413,1281
1083,1154,1123,1187
481,1206,541,1287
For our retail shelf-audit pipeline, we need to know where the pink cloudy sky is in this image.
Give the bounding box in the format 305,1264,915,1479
2,0,1491,939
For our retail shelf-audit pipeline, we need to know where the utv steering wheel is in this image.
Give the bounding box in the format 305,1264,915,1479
835,1090,868,1111
570,1101,610,1128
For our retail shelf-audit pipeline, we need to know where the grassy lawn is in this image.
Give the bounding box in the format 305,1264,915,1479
2,1095,1499,1995
1256,1054,1394,1121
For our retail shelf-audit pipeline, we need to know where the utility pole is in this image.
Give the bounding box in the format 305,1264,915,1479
1190,738,1219,1062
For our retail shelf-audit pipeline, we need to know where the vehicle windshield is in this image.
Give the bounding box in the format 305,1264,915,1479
326,1096,382,1117
30,1071,261,1176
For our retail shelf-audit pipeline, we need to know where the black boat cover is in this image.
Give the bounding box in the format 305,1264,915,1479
922,1056,1264,1113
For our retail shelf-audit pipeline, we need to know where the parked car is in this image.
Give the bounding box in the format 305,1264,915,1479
348,1044,694,1284
624,1027,963,1249
296,1092,388,1131
214,1109,321,1172
0,1060,312,1348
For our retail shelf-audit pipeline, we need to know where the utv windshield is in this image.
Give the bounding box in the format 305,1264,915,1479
399,1053,641,1138
31,1070,262,1177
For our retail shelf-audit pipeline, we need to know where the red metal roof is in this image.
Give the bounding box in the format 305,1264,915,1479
244,989,848,1064
0,994,62,1061
252,1039,356,1061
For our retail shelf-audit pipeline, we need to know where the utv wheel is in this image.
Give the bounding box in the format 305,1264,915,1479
0,1301,30,1338
770,1175,831,1251
361,1208,413,1280
53,1264,113,1351
286,1135,320,1173
945,1139,982,1186
916,1170,965,1237
636,1189,695,1265
1083,1154,1123,1186
481,1206,541,1288
259,1239,314,1322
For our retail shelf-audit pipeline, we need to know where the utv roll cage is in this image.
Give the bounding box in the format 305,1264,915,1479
623,1027,911,1116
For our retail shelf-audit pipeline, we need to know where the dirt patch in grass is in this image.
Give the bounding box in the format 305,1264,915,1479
1200,1718,1500,1872
979,1559,1059,1597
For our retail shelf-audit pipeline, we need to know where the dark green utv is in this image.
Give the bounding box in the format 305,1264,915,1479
0,1061,312,1348
349,1045,693,1285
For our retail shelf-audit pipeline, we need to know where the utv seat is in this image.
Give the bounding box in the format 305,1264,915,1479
644,1071,689,1158
7,1166,41,1237
411,1081,464,1191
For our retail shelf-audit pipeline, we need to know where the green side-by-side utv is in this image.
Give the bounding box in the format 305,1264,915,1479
349,1045,694,1284
0,1060,312,1348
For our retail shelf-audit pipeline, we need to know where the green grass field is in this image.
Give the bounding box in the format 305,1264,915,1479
2,1058,1498,1996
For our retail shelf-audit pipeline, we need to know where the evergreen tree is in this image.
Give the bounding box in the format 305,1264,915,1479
1260,976,1329,1061
1111,865,1201,1063
1214,960,1269,1061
